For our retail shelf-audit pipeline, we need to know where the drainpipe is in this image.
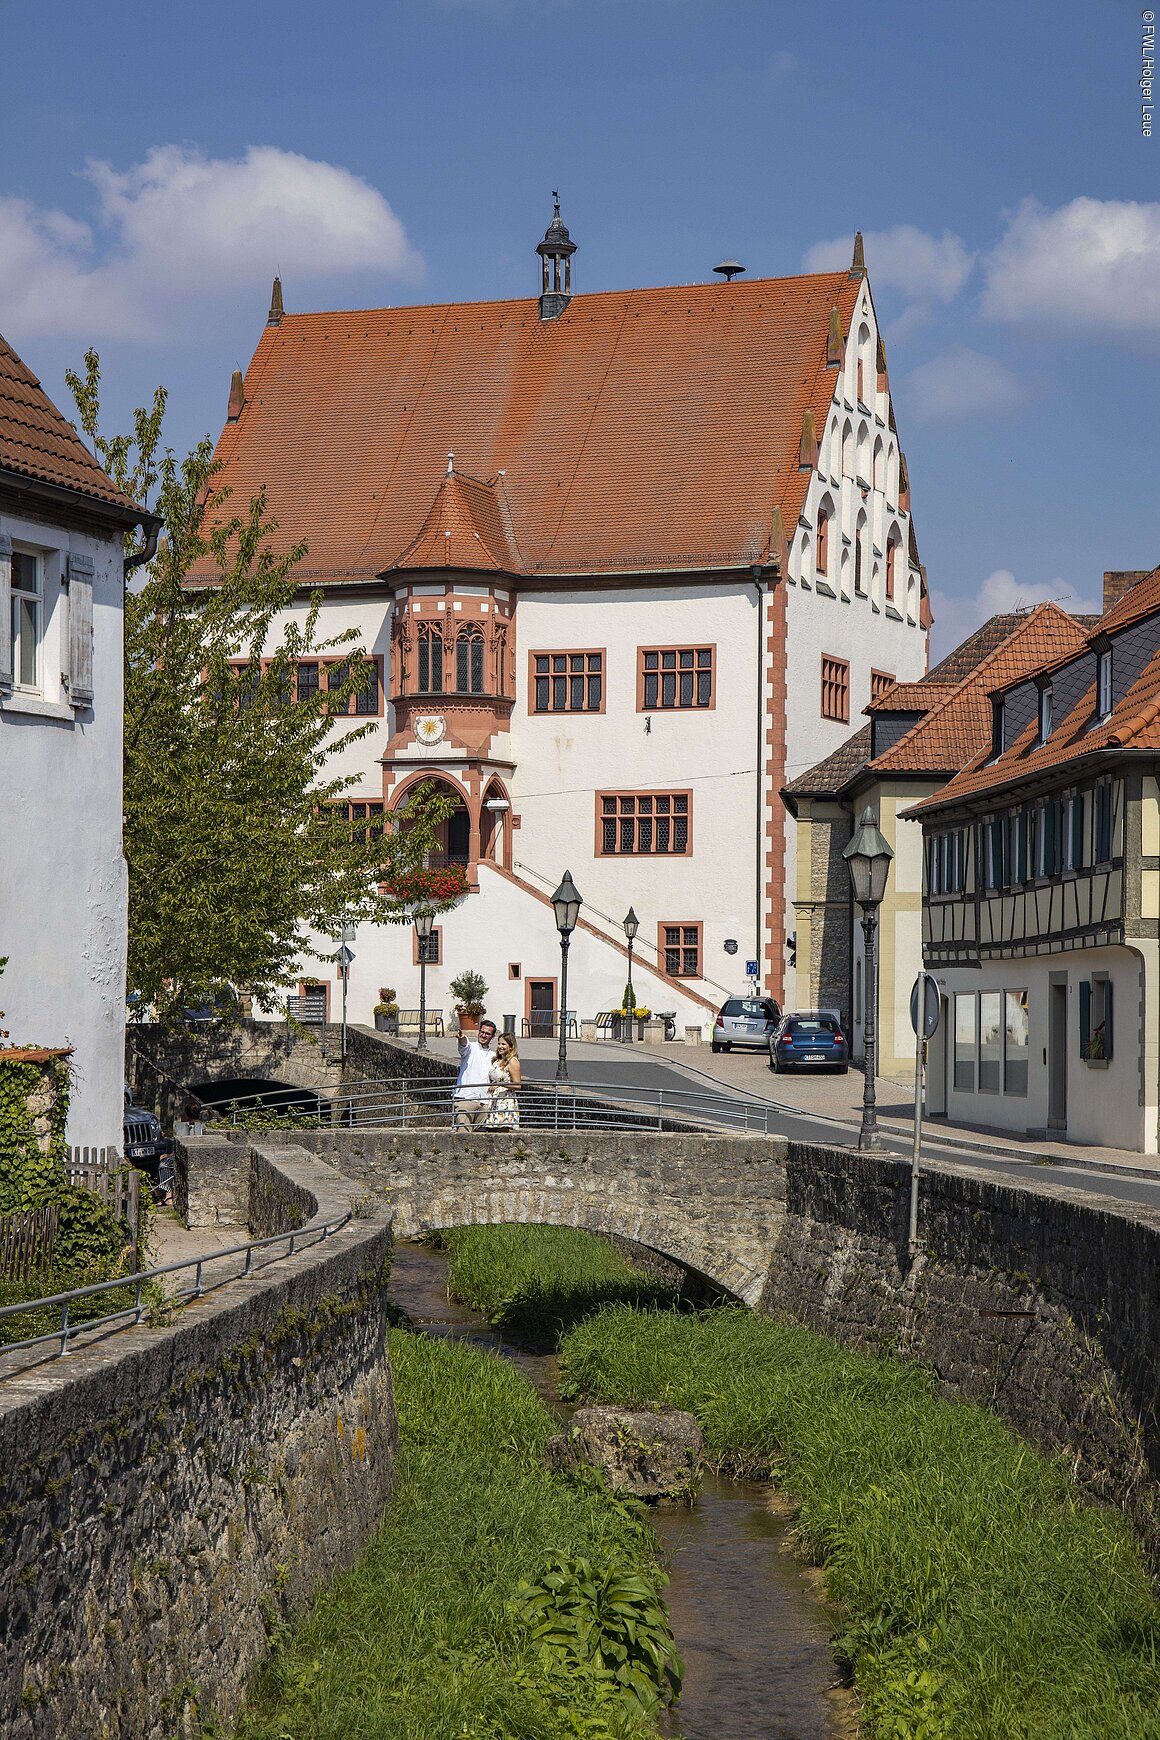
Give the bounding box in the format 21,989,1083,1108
123,513,162,578
750,560,778,990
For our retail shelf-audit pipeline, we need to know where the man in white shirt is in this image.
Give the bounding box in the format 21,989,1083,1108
454,1018,497,1130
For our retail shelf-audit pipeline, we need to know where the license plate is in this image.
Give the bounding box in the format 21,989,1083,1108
746,1023,762,1032
128,1145,150,1157
804,1053,826,1062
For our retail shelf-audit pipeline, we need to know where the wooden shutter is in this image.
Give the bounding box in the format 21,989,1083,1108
0,533,11,686
1102,982,1113,1061
1079,979,1091,1058
66,552,95,705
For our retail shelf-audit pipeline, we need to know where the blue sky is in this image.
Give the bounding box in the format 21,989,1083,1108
1,0,1155,651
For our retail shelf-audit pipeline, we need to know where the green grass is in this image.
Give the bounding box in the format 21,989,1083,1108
236,1328,675,1740
559,1303,1160,1740
436,1225,681,1345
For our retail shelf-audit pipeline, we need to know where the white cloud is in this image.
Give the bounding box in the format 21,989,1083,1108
803,223,974,303
0,145,422,341
932,568,1102,659
900,346,1026,421
983,196,1160,332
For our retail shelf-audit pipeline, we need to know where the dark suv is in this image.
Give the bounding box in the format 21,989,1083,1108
123,1088,174,1191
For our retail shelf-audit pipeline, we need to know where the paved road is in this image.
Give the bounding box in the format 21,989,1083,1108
518,1052,1160,1215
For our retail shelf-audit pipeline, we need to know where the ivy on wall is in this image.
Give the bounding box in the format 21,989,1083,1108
0,1056,71,1214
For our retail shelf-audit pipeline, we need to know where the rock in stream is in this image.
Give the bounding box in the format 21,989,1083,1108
547,1406,703,1502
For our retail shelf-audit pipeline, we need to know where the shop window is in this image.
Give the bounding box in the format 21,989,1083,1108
979,991,1002,1092
1004,990,1029,1094
954,994,977,1092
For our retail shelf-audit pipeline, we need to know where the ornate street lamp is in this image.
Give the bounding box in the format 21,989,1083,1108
843,808,894,1151
551,870,583,1084
414,909,434,1053
623,906,639,1045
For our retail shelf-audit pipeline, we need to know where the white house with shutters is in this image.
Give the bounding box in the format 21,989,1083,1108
0,334,156,1149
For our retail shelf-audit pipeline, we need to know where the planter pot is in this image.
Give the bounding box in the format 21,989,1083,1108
457,1010,480,1035
373,1014,399,1036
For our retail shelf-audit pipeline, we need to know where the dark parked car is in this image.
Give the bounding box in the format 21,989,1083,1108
711,996,782,1053
123,1087,174,1195
769,1011,849,1073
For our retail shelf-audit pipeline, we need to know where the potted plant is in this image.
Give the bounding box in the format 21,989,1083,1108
449,970,488,1034
374,987,399,1035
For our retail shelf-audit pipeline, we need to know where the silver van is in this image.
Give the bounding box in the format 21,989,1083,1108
711,996,782,1053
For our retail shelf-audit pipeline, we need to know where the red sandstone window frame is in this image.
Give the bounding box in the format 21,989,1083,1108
637,645,716,712
412,925,443,966
870,669,896,704
595,790,693,857
228,655,385,717
658,920,703,978
820,655,850,723
528,648,606,715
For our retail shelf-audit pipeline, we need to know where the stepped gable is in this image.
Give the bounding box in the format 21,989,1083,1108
0,333,139,513
199,271,864,582
387,465,514,572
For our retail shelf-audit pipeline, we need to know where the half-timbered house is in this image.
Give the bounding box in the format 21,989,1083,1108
910,567,1160,1151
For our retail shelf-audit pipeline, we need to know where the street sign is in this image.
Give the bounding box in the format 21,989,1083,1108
909,972,941,1040
336,944,355,972
745,959,759,978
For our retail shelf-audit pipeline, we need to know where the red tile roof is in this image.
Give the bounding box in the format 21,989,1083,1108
389,467,514,572
0,333,140,515
867,680,957,713
870,604,1088,777
909,603,1160,815
201,273,869,581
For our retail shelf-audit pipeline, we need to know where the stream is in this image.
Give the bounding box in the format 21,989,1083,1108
387,1240,847,1740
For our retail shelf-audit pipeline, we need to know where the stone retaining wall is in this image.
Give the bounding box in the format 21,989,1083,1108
0,1145,397,1740
765,1144,1160,1551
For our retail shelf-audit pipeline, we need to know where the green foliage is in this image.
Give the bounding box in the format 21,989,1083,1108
509,1554,681,1717
449,969,488,1013
0,1056,70,1212
0,1187,143,1345
559,1304,1160,1740
66,352,455,1025
237,1329,669,1740
437,1226,682,1345
52,1186,131,1272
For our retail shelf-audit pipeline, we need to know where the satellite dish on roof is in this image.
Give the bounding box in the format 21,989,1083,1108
713,260,746,281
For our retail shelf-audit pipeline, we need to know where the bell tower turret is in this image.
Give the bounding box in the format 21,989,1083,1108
536,193,576,321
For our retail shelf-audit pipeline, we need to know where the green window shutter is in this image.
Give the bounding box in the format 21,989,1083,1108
1079,979,1091,1058
0,533,12,687
66,552,95,705
1104,982,1113,1061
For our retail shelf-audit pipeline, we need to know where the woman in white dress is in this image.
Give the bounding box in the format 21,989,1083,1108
485,1032,522,1129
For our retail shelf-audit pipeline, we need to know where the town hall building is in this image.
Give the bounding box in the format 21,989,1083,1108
203,208,931,1035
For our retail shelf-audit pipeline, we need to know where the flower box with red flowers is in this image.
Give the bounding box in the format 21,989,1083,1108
385,865,469,905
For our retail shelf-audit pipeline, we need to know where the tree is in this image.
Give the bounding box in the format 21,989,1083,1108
67,352,455,1023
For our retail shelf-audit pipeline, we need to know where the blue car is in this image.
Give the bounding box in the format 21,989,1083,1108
770,1011,849,1073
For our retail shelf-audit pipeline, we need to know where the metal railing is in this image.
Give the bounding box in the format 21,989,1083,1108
216,1074,786,1136
0,1210,351,1366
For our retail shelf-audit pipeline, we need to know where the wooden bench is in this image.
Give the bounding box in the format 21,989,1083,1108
397,1008,445,1036
594,1011,619,1038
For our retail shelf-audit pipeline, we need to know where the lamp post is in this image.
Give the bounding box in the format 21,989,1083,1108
551,869,583,1084
843,808,894,1151
622,906,639,1044
414,909,434,1053
336,943,355,1066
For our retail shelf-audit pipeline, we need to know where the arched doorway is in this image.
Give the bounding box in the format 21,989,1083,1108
479,777,511,868
393,774,474,869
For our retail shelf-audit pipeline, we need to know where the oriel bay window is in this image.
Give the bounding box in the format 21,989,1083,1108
639,646,714,710
455,625,484,694
532,650,603,713
598,791,691,856
418,624,443,695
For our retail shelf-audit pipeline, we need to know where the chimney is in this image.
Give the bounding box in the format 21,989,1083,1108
1104,569,1152,612
227,369,245,422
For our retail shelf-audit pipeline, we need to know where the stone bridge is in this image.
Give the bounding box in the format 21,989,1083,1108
178,1126,1160,1554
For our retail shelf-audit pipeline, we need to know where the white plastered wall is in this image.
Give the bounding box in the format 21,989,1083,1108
0,510,127,1150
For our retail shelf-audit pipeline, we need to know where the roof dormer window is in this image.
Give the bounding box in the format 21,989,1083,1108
1097,646,1113,718
1037,681,1053,745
